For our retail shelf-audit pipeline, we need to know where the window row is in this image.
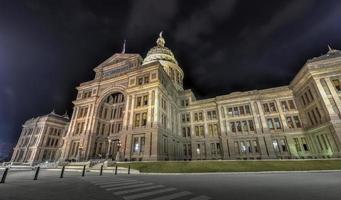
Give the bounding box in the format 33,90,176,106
307,107,322,126
280,99,296,111
99,106,124,120
136,95,148,107
301,88,315,106
137,75,150,85
293,137,309,152
267,117,282,130
46,137,59,147
77,106,88,118
74,122,85,135
272,138,288,153
230,120,255,133
132,136,145,153
49,127,62,136
227,104,252,117
286,115,302,129
234,140,259,154
263,102,277,113
134,112,148,127
316,134,331,151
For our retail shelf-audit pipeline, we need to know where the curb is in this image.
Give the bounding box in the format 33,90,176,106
138,170,341,175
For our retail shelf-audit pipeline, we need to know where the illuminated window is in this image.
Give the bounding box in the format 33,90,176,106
272,139,279,152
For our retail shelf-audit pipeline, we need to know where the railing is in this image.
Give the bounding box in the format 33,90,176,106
0,164,133,184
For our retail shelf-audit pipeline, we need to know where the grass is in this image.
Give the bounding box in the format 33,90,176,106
116,160,341,173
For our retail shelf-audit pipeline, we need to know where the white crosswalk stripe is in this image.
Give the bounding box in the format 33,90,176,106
114,185,164,195
189,195,212,200
149,191,192,200
85,177,212,200
122,187,177,200
95,180,138,186
106,182,154,191
93,179,136,185
100,181,144,188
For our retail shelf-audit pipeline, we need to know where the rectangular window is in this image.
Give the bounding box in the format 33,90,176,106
281,101,289,111
133,137,139,152
293,116,302,128
279,139,287,152
143,95,148,106
136,97,142,107
308,89,314,101
228,108,233,116
194,113,198,121
233,107,239,116
286,116,294,129
138,77,143,85
272,139,280,152
294,138,301,152
301,137,309,151
198,112,203,121
269,102,277,112
274,118,281,129
182,127,187,137
200,125,205,136
288,100,296,109
332,79,341,92
248,120,255,131
242,121,248,132
134,113,140,127
252,140,259,153
267,119,274,130
301,96,306,106
236,121,242,132
141,112,147,126
245,105,251,114
140,137,145,152
230,122,236,133
239,106,245,115
195,126,199,136
263,104,270,113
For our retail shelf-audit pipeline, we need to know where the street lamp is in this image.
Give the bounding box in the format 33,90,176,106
115,140,121,162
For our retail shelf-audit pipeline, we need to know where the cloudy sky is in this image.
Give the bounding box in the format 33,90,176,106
1,0,341,157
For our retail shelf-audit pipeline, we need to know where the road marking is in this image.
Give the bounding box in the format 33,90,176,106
94,180,136,185
149,191,192,200
189,195,212,200
95,180,137,186
100,181,144,188
123,188,176,200
114,185,164,195
106,183,154,191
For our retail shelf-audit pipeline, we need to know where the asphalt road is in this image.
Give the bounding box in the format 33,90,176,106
0,169,340,200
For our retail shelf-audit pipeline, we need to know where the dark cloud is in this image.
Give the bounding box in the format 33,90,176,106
1,0,341,157
125,0,179,38
175,0,237,45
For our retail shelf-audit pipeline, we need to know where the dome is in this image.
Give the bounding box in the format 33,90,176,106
143,32,178,65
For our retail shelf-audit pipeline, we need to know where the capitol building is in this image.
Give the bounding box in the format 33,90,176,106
11,33,341,163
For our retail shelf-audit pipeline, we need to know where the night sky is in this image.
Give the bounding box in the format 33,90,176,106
1,0,341,157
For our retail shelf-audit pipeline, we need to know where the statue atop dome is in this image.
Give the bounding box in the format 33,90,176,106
156,31,165,47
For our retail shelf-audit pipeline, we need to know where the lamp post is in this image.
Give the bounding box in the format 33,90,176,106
76,145,83,162
115,140,121,162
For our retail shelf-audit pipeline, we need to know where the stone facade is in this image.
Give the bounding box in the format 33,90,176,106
11,111,69,163
11,34,341,163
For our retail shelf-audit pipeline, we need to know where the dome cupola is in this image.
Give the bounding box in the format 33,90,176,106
143,32,184,91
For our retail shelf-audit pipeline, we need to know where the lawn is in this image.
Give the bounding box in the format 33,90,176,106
116,160,341,173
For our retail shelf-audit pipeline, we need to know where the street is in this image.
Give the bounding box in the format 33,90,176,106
0,169,341,200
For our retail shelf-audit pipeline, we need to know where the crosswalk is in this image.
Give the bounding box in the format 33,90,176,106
85,176,212,200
